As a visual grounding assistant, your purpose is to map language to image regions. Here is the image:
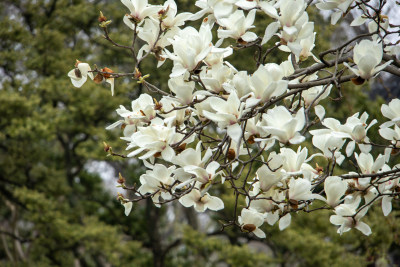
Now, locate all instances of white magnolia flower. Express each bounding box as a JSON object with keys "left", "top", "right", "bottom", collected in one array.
[
  {"left": 160, "top": 0, "right": 193, "bottom": 29},
  {"left": 194, "top": 0, "right": 238, "bottom": 21},
  {"left": 122, "top": 202, "right": 133, "bottom": 216},
  {"left": 138, "top": 164, "right": 175, "bottom": 206},
  {"left": 238, "top": 208, "right": 266, "bottom": 238},
  {"left": 323, "top": 176, "right": 348, "bottom": 207},
  {"left": 288, "top": 177, "right": 324, "bottom": 202},
  {"left": 256, "top": 154, "right": 286, "bottom": 192},
  {"left": 223, "top": 71, "right": 251, "bottom": 98},
  {"left": 344, "top": 40, "right": 392, "bottom": 80},
  {"left": 179, "top": 189, "right": 224, "bottom": 212},
  {"left": 68, "top": 61, "right": 94, "bottom": 88},
  {"left": 203, "top": 91, "right": 245, "bottom": 143},
  {"left": 165, "top": 24, "right": 213, "bottom": 77},
  {"left": 217, "top": 9, "right": 257, "bottom": 42},
  {"left": 380, "top": 99, "right": 400, "bottom": 128},
  {"left": 301, "top": 75, "right": 332, "bottom": 107},
  {"left": 260, "top": 106, "right": 306, "bottom": 144},
  {"left": 246, "top": 63, "right": 288, "bottom": 107},
  {"left": 123, "top": 118, "right": 187, "bottom": 161},
  {"left": 330, "top": 196, "right": 371, "bottom": 235},
  {"left": 278, "top": 0, "right": 306, "bottom": 28},
  {"left": 316, "top": 0, "right": 355, "bottom": 25},
  {"left": 200, "top": 63, "right": 235, "bottom": 93},
  {"left": 310, "top": 133, "right": 345, "bottom": 164},
  {"left": 121, "top": 0, "right": 161, "bottom": 28},
  {"left": 379, "top": 125, "right": 400, "bottom": 148},
  {"left": 137, "top": 19, "right": 177, "bottom": 61},
  {"left": 167, "top": 77, "right": 196, "bottom": 105},
  {"left": 106, "top": 94, "right": 156, "bottom": 136},
  {"left": 355, "top": 153, "right": 385, "bottom": 175}
]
